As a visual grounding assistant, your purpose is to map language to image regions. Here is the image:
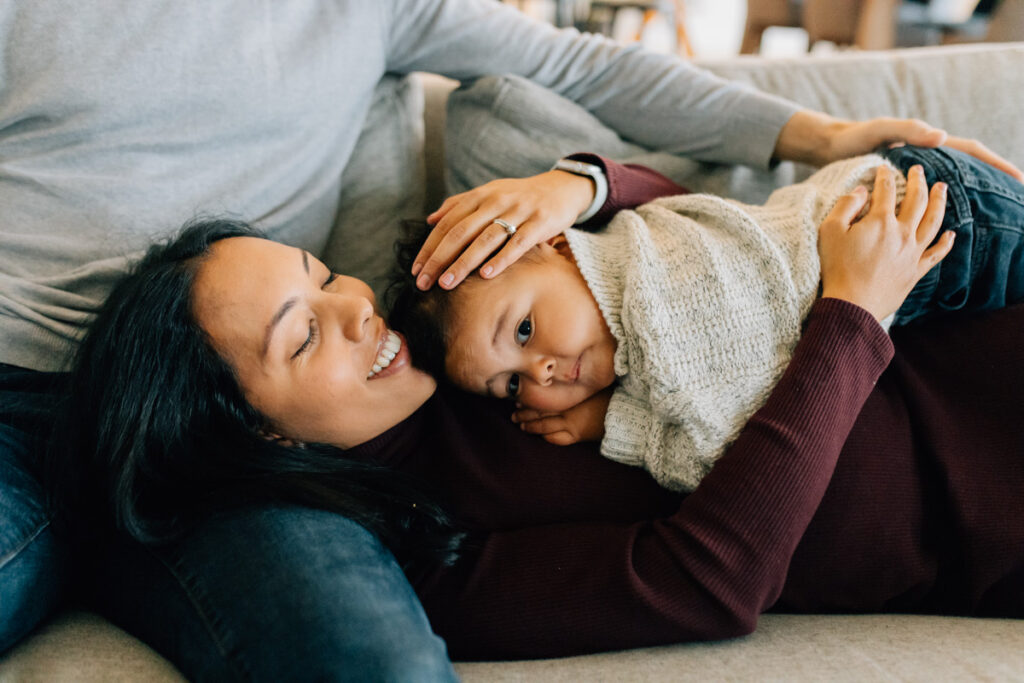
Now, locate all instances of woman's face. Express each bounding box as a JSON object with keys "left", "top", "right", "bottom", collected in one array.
[{"left": 192, "top": 237, "right": 436, "bottom": 448}]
